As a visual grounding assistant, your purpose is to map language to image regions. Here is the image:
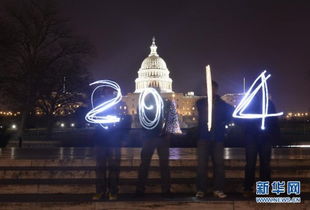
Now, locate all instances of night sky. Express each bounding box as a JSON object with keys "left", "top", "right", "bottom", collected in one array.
[{"left": 59, "top": 0, "right": 310, "bottom": 112}]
